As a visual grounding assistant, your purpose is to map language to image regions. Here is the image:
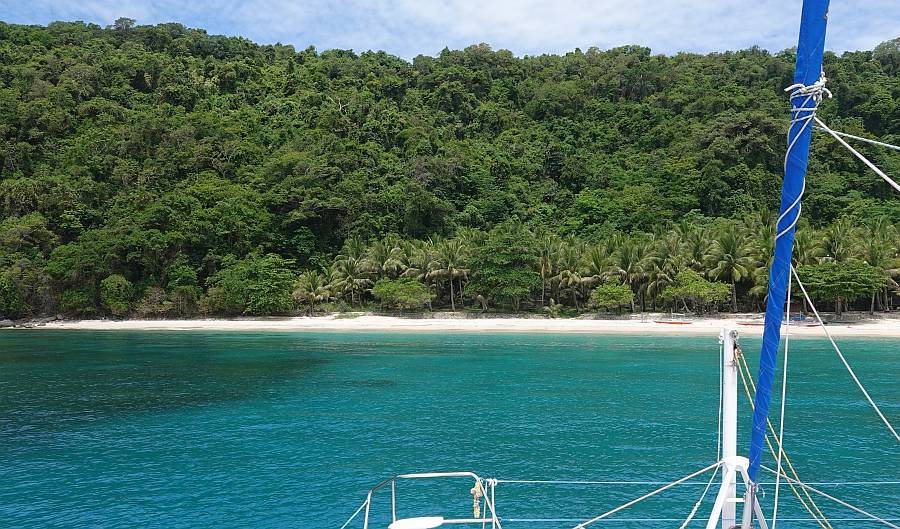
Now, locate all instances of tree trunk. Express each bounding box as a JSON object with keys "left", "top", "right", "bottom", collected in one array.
[
  {"left": 449, "top": 276, "right": 455, "bottom": 311},
  {"left": 731, "top": 280, "right": 737, "bottom": 313},
  {"left": 630, "top": 283, "right": 635, "bottom": 312},
  {"left": 870, "top": 291, "right": 876, "bottom": 316}
]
